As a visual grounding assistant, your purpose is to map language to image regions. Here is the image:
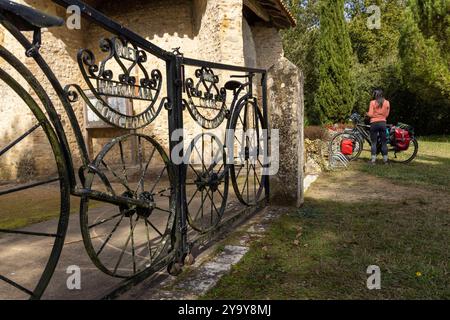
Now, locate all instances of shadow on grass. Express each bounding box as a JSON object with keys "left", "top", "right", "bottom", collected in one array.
[{"left": 202, "top": 197, "right": 450, "bottom": 300}]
